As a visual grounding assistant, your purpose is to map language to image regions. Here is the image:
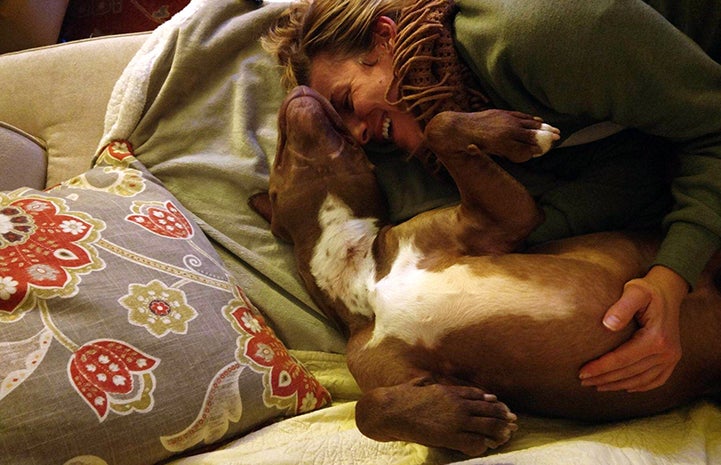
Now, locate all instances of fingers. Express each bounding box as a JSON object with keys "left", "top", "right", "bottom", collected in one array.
[
  {"left": 580, "top": 340, "right": 674, "bottom": 392},
  {"left": 579, "top": 278, "right": 682, "bottom": 392},
  {"left": 584, "top": 362, "right": 673, "bottom": 392},
  {"left": 581, "top": 359, "right": 679, "bottom": 393},
  {"left": 602, "top": 282, "right": 651, "bottom": 331},
  {"left": 581, "top": 357, "right": 676, "bottom": 392}
]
